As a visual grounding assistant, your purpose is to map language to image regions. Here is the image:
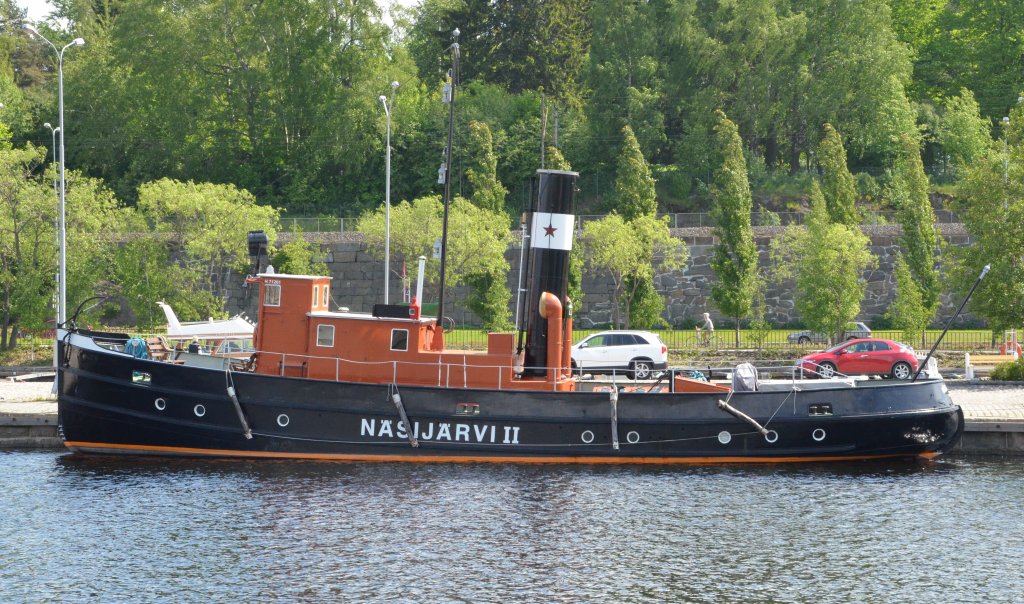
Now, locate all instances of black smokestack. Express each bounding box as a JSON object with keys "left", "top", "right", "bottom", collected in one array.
[{"left": 522, "top": 169, "right": 578, "bottom": 376}]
